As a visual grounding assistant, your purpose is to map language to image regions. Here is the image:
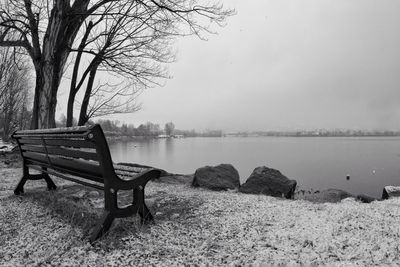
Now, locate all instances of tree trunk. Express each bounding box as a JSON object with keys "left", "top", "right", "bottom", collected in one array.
[
  {"left": 66, "top": 92, "right": 75, "bottom": 127},
  {"left": 78, "top": 63, "right": 99, "bottom": 126},
  {"left": 30, "top": 61, "right": 60, "bottom": 129},
  {"left": 30, "top": 70, "right": 41, "bottom": 129},
  {"left": 29, "top": 0, "right": 90, "bottom": 129}
]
